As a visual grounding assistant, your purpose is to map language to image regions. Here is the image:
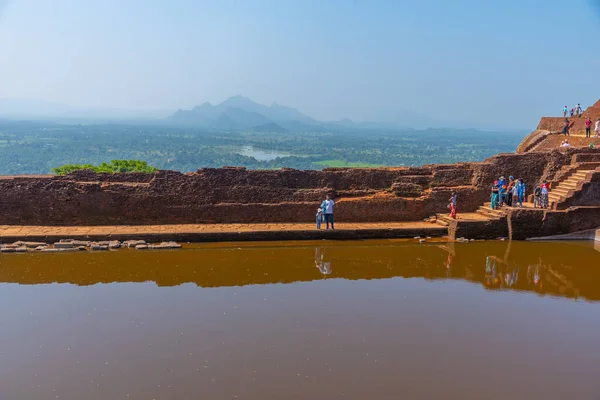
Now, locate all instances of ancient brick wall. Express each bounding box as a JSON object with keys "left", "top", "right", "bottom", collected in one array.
[{"left": 0, "top": 149, "right": 595, "bottom": 226}]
